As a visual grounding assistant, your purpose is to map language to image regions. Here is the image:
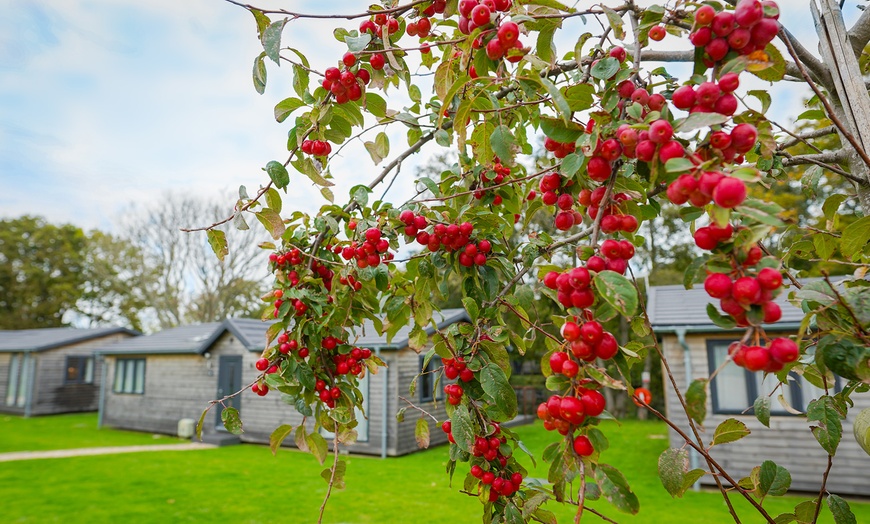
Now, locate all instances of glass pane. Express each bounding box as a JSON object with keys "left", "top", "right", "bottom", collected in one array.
[
  {"left": 711, "top": 345, "right": 749, "bottom": 411},
  {"left": 17, "top": 354, "right": 32, "bottom": 408},
  {"left": 124, "top": 360, "right": 135, "bottom": 393},
  {"left": 6, "top": 354, "right": 20, "bottom": 406},
  {"left": 114, "top": 361, "right": 124, "bottom": 392},
  {"left": 798, "top": 375, "right": 827, "bottom": 412},
  {"left": 755, "top": 373, "right": 792, "bottom": 413},
  {"left": 134, "top": 360, "right": 145, "bottom": 394},
  {"left": 84, "top": 358, "right": 94, "bottom": 384},
  {"left": 67, "top": 358, "right": 79, "bottom": 382}
]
